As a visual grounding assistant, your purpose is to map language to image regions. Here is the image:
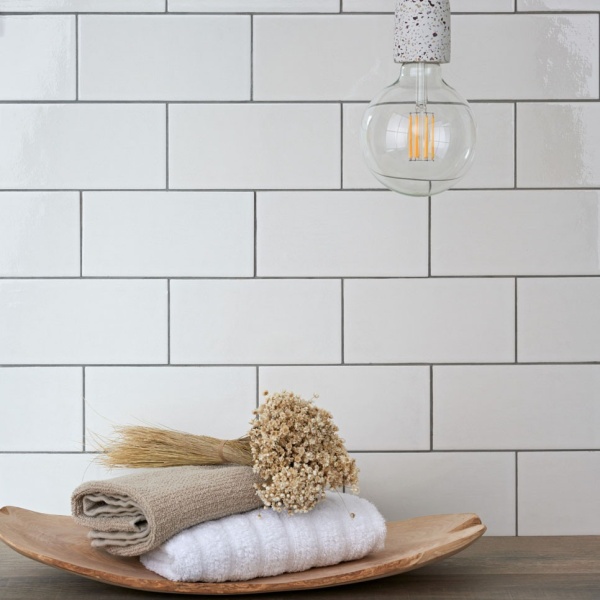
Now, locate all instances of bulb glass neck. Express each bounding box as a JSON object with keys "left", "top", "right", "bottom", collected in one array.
[{"left": 398, "top": 63, "right": 443, "bottom": 83}]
